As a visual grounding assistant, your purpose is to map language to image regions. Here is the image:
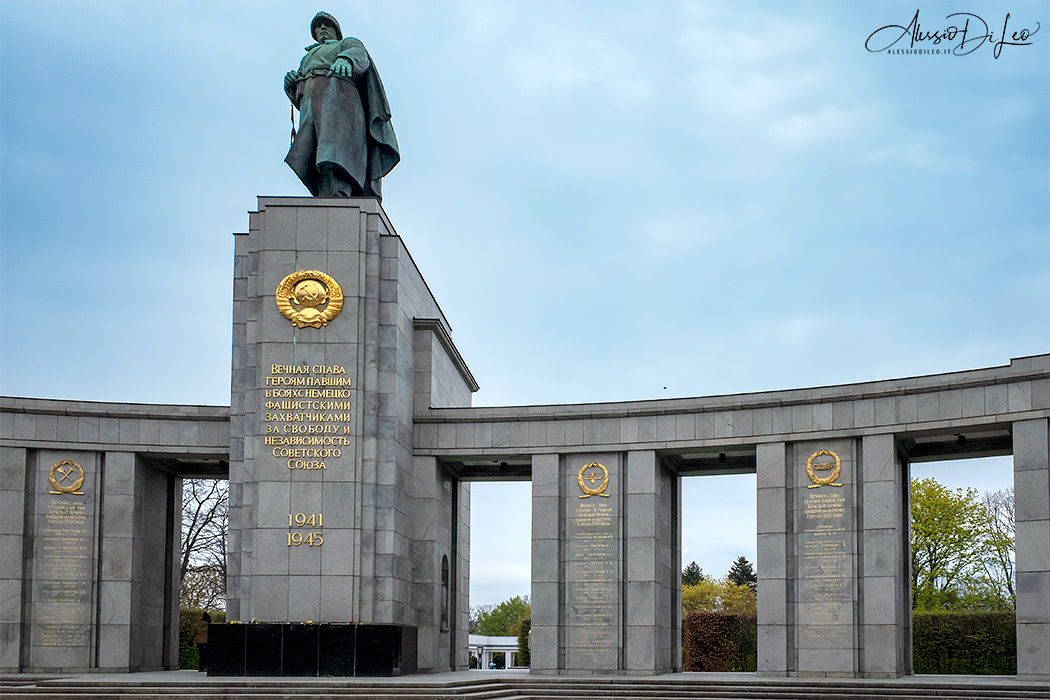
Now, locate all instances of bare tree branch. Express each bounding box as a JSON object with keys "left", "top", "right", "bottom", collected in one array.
[
  {"left": 180, "top": 479, "right": 228, "bottom": 609},
  {"left": 981, "top": 488, "right": 1015, "bottom": 603}
]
